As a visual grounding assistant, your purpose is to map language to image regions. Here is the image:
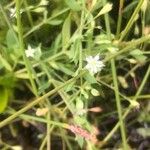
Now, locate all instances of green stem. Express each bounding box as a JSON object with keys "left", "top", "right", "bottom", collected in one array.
[
  {"left": 119, "top": 0, "right": 144, "bottom": 41},
  {"left": 7, "top": 109, "right": 68, "bottom": 128},
  {"left": 100, "top": 65, "right": 150, "bottom": 148},
  {"left": 102, "top": 0, "right": 127, "bottom": 149},
  {"left": 24, "top": 8, "right": 69, "bottom": 38},
  {"left": 111, "top": 60, "right": 127, "bottom": 149},
  {"left": 16, "top": 0, "right": 38, "bottom": 96},
  {"left": 104, "top": 35, "right": 150, "bottom": 63},
  {"left": 116, "top": 0, "right": 124, "bottom": 38},
  {"left": 0, "top": 70, "right": 85, "bottom": 128},
  {"left": 23, "top": 0, "right": 37, "bottom": 41}
]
